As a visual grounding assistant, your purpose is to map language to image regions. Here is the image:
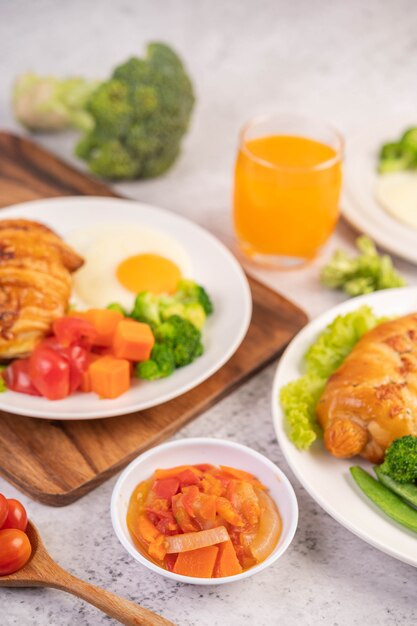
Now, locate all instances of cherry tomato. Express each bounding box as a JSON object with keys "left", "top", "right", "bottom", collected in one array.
[
  {"left": 29, "top": 345, "right": 70, "bottom": 400},
  {"left": 2, "top": 359, "right": 41, "bottom": 396},
  {"left": 2, "top": 499, "right": 28, "bottom": 531},
  {"left": 0, "top": 528, "right": 31, "bottom": 575},
  {"left": 0, "top": 494, "right": 8, "bottom": 528},
  {"left": 53, "top": 317, "right": 97, "bottom": 348}
]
